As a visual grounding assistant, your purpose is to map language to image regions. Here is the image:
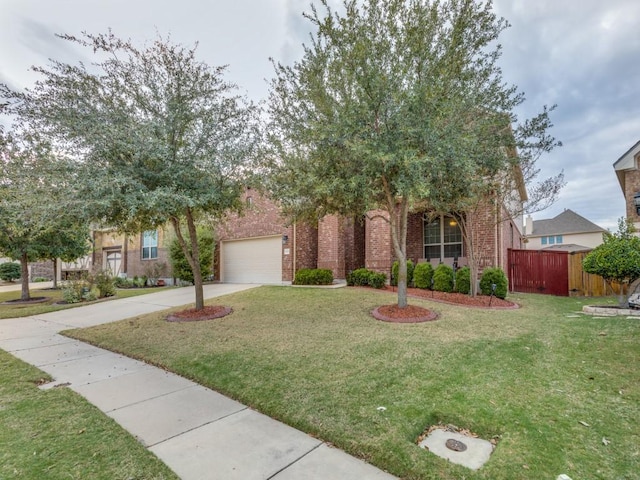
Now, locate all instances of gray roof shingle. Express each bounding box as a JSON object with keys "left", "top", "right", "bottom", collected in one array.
[{"left": 531, "top": 209, "right": 606, "bottom": 237}]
